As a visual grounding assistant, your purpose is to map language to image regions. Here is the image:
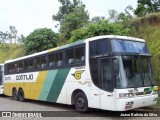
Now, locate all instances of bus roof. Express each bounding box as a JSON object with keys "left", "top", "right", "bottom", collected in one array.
[
  {"left": 5, "top": 35, "right": 145, "bottom": 63},
  {"left": 87, "top": 35, "right": 145, "bottom": 42}
]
